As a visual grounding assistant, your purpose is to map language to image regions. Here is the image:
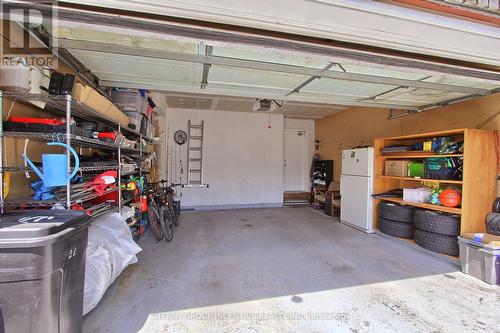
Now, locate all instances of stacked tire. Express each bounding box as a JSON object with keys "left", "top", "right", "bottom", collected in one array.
[
  {"left": 378, "top": 202, "right": 415, "bottom": 239},
  {"left": 413, "top": 210, "right": 460, "bottom": 256}
]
